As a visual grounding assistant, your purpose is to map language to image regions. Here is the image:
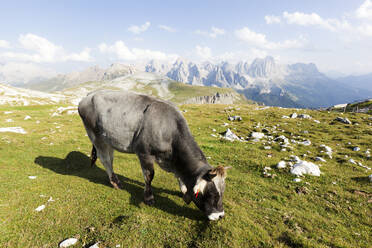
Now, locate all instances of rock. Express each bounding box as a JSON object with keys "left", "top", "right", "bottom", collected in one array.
[
  {"left": 290, "top": 155, "right": 301, "bottom": 163},
  {"left": 353, "top": 147, "right": 360, "bottom": 152},
  {"left": 313, "top": 120, "right": 320, "bottom": 124},
  {"left": 357, "top": 162, "right": 371, "bottom": 170},
  {"left": 59, "top": 238, "right": 78, "bottom": 247},
  {"left": 290, "top": 113, "right": 298, "bottom": 118},
  {"left": 274, "top": 135, "right": 289, "bottom": 144},
  {"left": 277, "top": 161, "right": 286, "bottom": 169},
  {"left": 298, "top": 114, "right": 311, "bottom": 119},
  {"left": 264, "top": 146, "right": 271, "bottom": 150},
  {"left": 315, "top": 157, "right": 326, "bottom": 162},
  {"left": 320, "top": 145, "right": 332, "bottom": 158},
  {"left": 35, "top": 205, "right": 45, "bottom": 212},
  {"left": 348, "top": 158, "right": 356, "bottom": 164},
  {"left": 221, "top": 128, "right": 241, "bottom": 141},
  {"left": 24, "top": 115, "right": 31, "bottom": 120},
  {"left": 290, "top": 161, "right": 321, "bottom": 176},
  {"left": 251, "top": 132, "right": 265, "bottom": 139},
  {"left": 369, "top": 174, "right": 372, "bottom": 182},
  {"left": 282, "top": 115, "right": 289, "bottom": 119},
  {"left": 300, "top": 140, "right": 311, "bottom": 146},
  {"left": 335, "top": 117, "right": 351, "bottom": 124},
  {"left": 293, "top": 178, "right": 302, "bottom": 182},
  {"left": 28, "top": 176, "right": 37, "bottom": 179},
  {"left": 228, "top": 115, "right": 242, "bottom": 121}
]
